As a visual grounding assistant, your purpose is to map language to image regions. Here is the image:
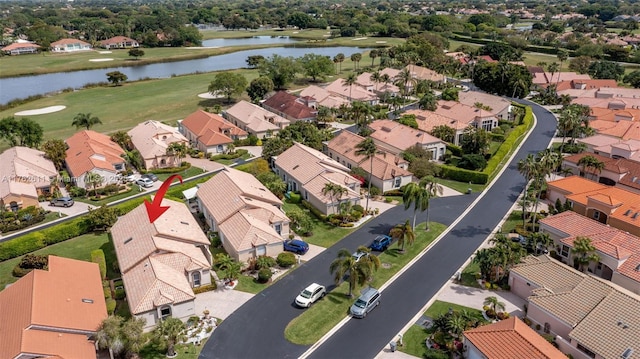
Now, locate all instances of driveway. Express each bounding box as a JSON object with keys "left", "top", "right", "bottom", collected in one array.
[
  {"left": 436, "top": 283, "right": 527, "bottom": 318},
  {"left": 195, "top": 289, "right": 254, "bottom": 321}
]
